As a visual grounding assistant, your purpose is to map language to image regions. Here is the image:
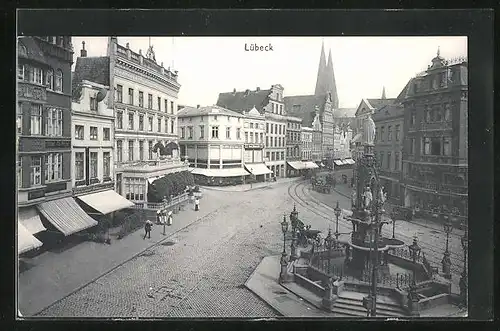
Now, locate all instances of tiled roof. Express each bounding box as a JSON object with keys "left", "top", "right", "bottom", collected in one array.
[
  {"left": 334, "top": 108, "right": 357, "bottom": 118},
  {"left": 216, "top": 89, "right": 271, "bottom": 113},
  {"left": 366, "top": 98, "right": 396, "bottom": 110},
  {"left": 72, "top": 56, "right": 110, "bottom": 100},
  {"left": 178, "top": 105, "right": 245, "bottom": 118},
  {"left": 18, "top": 37, "right": 48, "bottom": 65},
  {"left": 372, "top": 103, "right": 404, "bottom": 121},
  {"left": 283, "top": 95, "right": 326, "bottom": 127},
  {"left": 395, "top": 78, "right": 414, "bottom": 102}
]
